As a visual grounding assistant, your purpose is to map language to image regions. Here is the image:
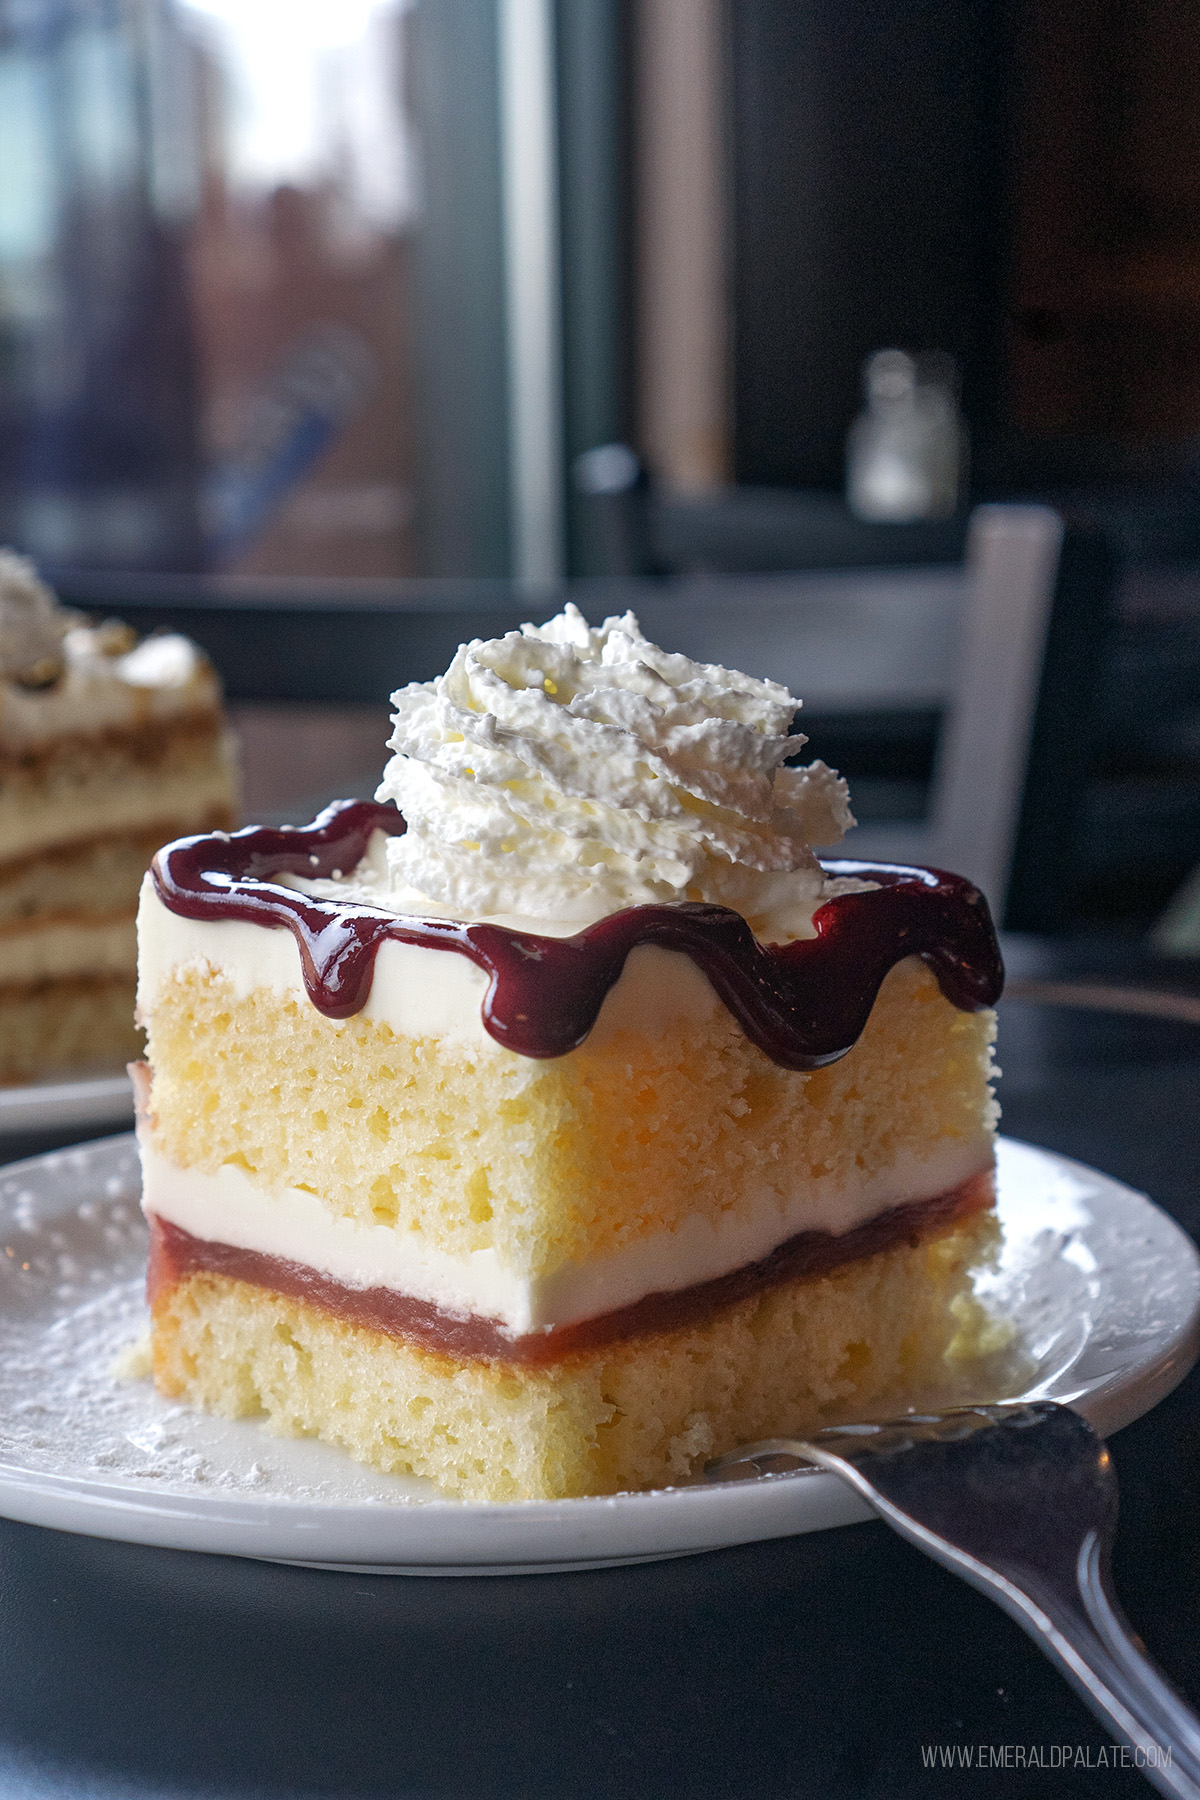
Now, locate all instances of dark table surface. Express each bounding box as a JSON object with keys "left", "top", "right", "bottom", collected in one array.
[{"left": 4, "top": 938, "right": 1200, "bottom": 1799}]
